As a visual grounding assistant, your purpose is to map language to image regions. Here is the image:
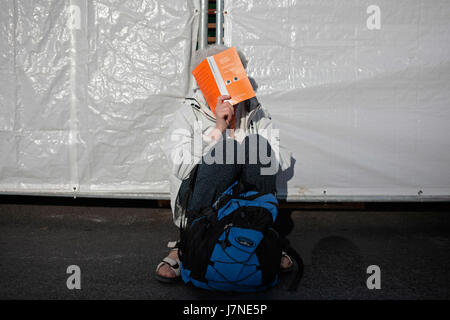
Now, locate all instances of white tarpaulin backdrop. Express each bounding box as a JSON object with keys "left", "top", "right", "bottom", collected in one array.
[
  {"left": 224, "top": 0, "right": 450, "bottom": 200},
  {"left": 0, "top": 0, "right": 198, "bottom": 198},
  {"left": 1, "top": 0, "right": 450, "bottom": 201}
]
